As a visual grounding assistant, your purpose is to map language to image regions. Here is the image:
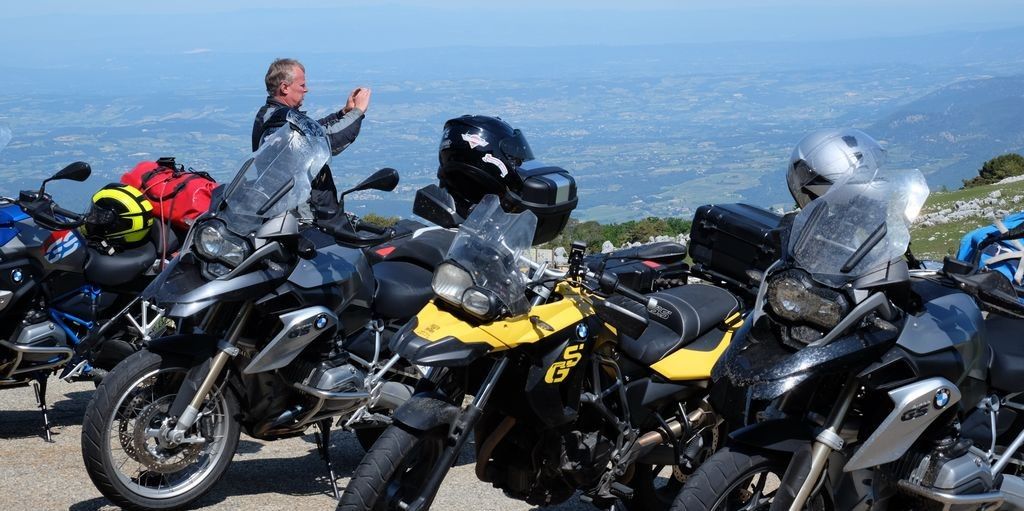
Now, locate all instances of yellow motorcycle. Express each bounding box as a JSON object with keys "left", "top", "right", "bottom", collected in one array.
[{"left": 339, "top": 195, "right": 744, "bottom": 511}]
